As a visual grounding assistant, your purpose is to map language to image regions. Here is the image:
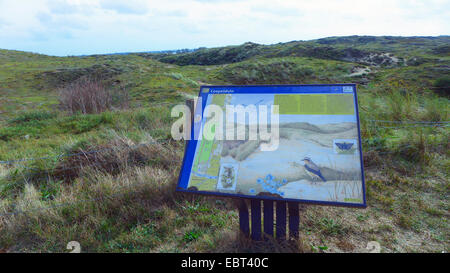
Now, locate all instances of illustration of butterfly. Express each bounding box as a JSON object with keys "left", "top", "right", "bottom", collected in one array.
[{"left": 335, "top": 142, "right": 354, "bottom": 150}]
